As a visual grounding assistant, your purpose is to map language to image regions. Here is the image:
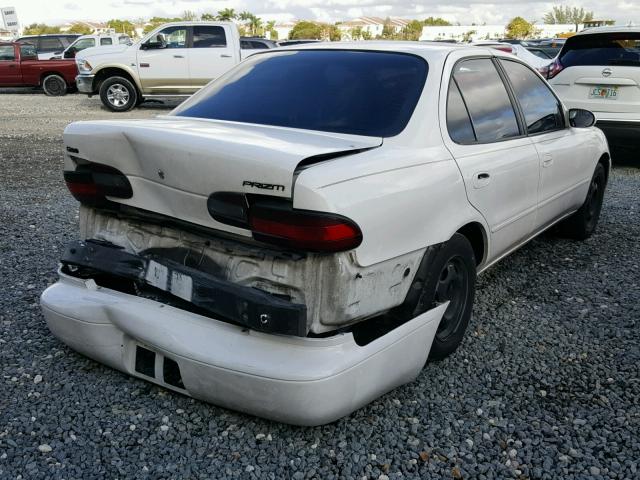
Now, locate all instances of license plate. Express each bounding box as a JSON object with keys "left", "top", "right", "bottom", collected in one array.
[{"left": 588, "top": 86, "right": 618, "bottom": 100}]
